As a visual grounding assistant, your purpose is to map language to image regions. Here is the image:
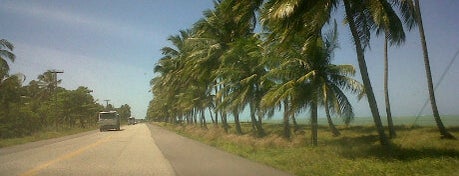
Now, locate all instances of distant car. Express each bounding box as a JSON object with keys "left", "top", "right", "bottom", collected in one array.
[
  {"left": 128, "top": 117, "right": 136, "bottom": 125},
  {"left": 98, "top": 111, "right": 121, "bottom": 131}
]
